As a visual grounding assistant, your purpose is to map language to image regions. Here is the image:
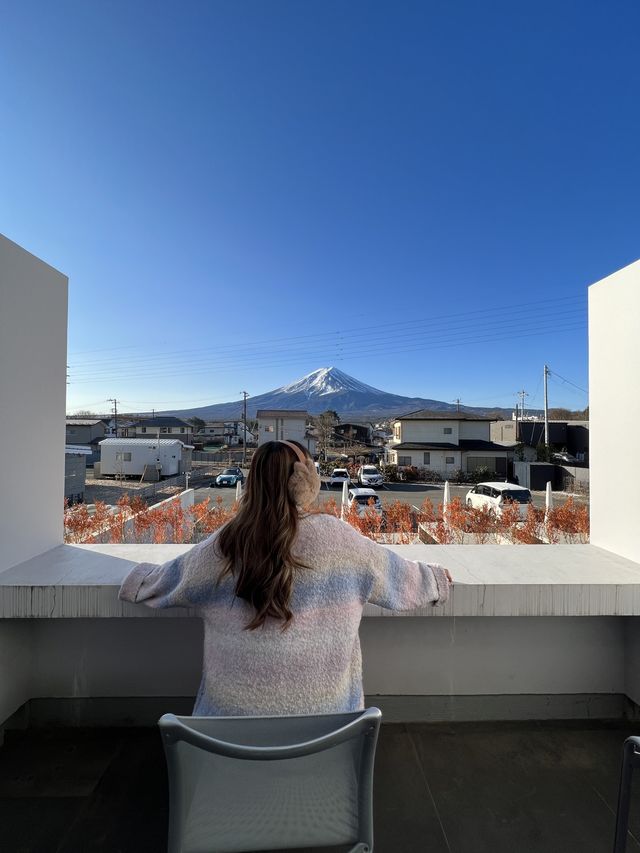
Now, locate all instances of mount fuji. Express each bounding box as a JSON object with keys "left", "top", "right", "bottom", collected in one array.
[{"left": 162, "top": 367, "right": 510, "bottom": 421}]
